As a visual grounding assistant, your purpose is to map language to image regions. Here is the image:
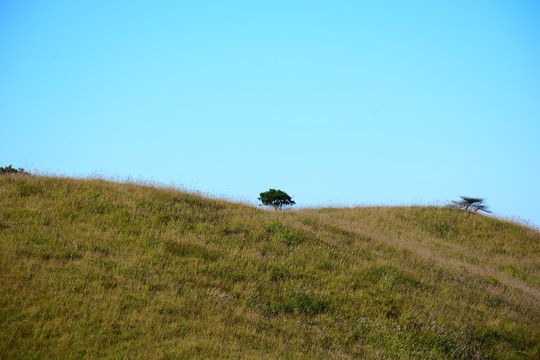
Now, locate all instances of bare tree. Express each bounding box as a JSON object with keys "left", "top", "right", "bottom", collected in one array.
[{"left": 451, "top": 196, "right": 491, "bottom": 213}]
